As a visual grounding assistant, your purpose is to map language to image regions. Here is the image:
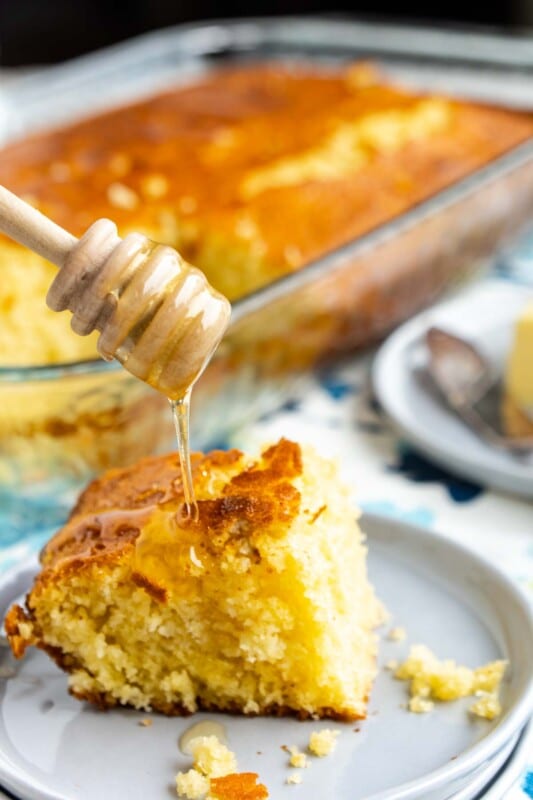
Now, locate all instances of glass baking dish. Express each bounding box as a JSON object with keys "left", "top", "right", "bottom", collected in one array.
[{"left": 1, "top": 17, "right": 533, "bottom": 536}]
